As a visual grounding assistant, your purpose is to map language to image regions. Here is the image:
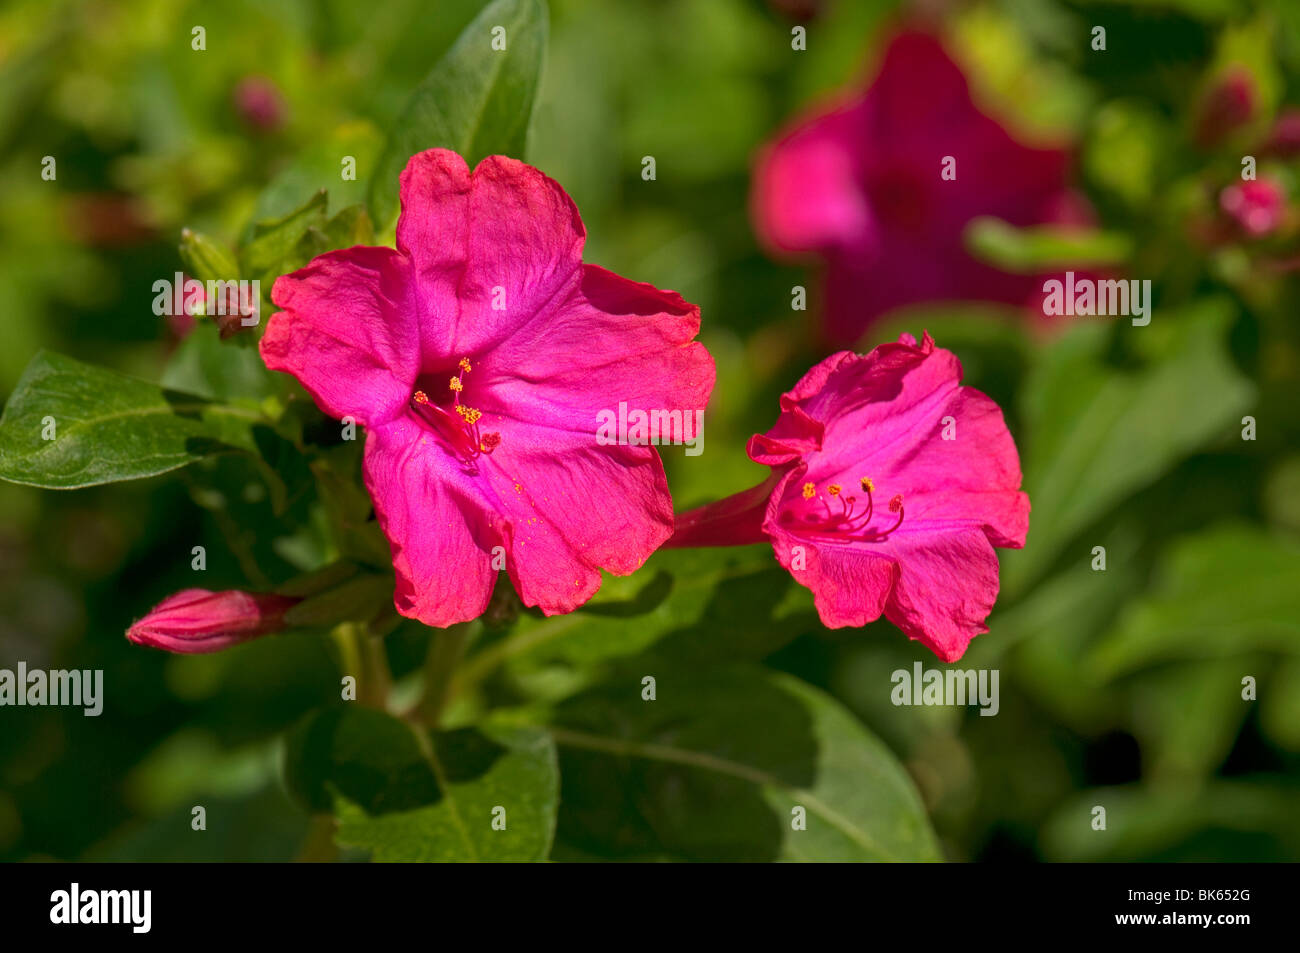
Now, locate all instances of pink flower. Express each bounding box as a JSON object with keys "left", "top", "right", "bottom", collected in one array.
[
  {"left": 1264, "top": 108, "right": 1300, "bottom": 157},
  {"left": 127, "top": 589, "right": 298, "bottom": 654},
  {"left": 262, "top": 149, "right": 714, "bottom": 627},
  {"left": 234, "top": 76, "right": 286, "bottom": 133},
  {"left": 668, "top": 332, "right": 1028, "bottom": 662},
  {"left": 1219, "top": 179, "right": 1286, "bottom": 238},
  {"left": 1193, "top": 67, "right": 1256, "bottom": 149},
  {"left": 752, "top": 31, "right": 1086, "bottom": 344}
]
